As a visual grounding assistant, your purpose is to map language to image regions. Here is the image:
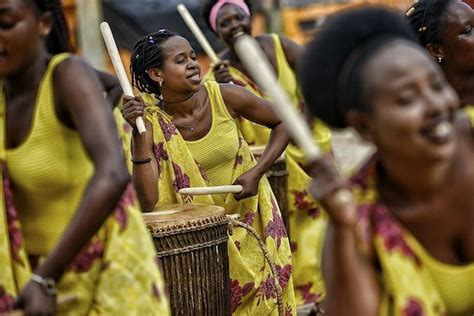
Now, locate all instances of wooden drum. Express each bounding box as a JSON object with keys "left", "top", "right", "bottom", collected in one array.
[
  {"left": 144, "top": 204, "right": 231, "bottom": 316},
  {"left": 250, "top": 146, "right": 289, "bottom": 236}
]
